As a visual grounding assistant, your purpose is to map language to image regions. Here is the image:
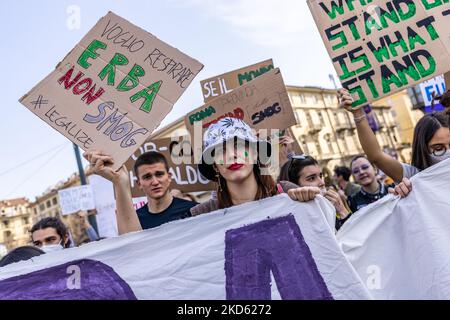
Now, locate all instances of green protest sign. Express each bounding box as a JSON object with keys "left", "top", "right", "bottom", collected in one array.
[{"left": 308, "top": 0, "right": 450, "bottom": 108}]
